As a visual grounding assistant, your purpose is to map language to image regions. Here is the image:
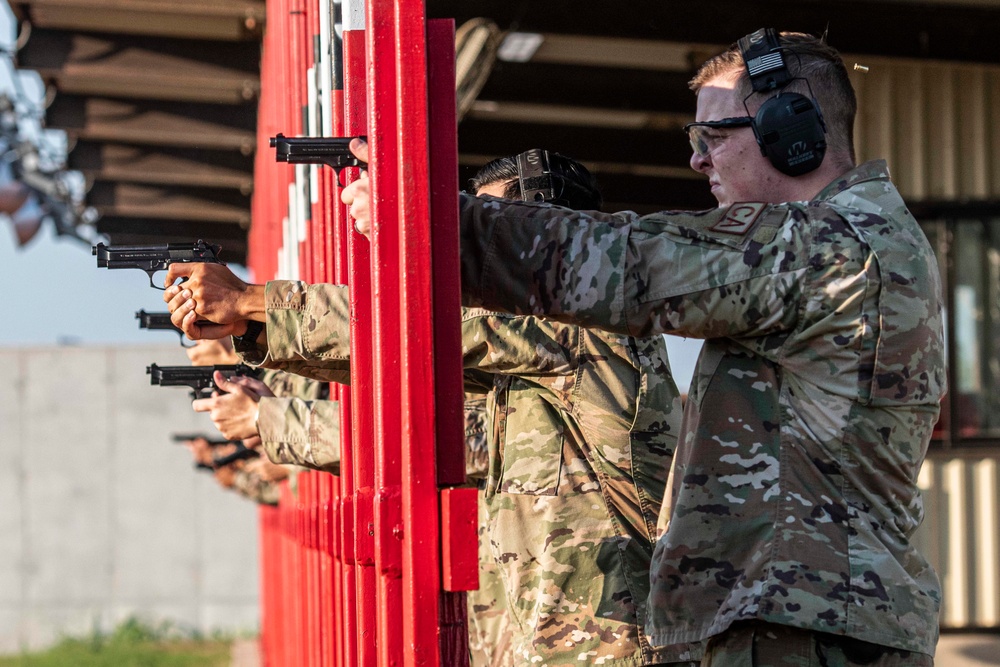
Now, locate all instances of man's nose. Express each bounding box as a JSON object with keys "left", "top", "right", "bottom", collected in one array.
[{"left": 690, "top": 150, "right": 711, "bottom": 174}]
